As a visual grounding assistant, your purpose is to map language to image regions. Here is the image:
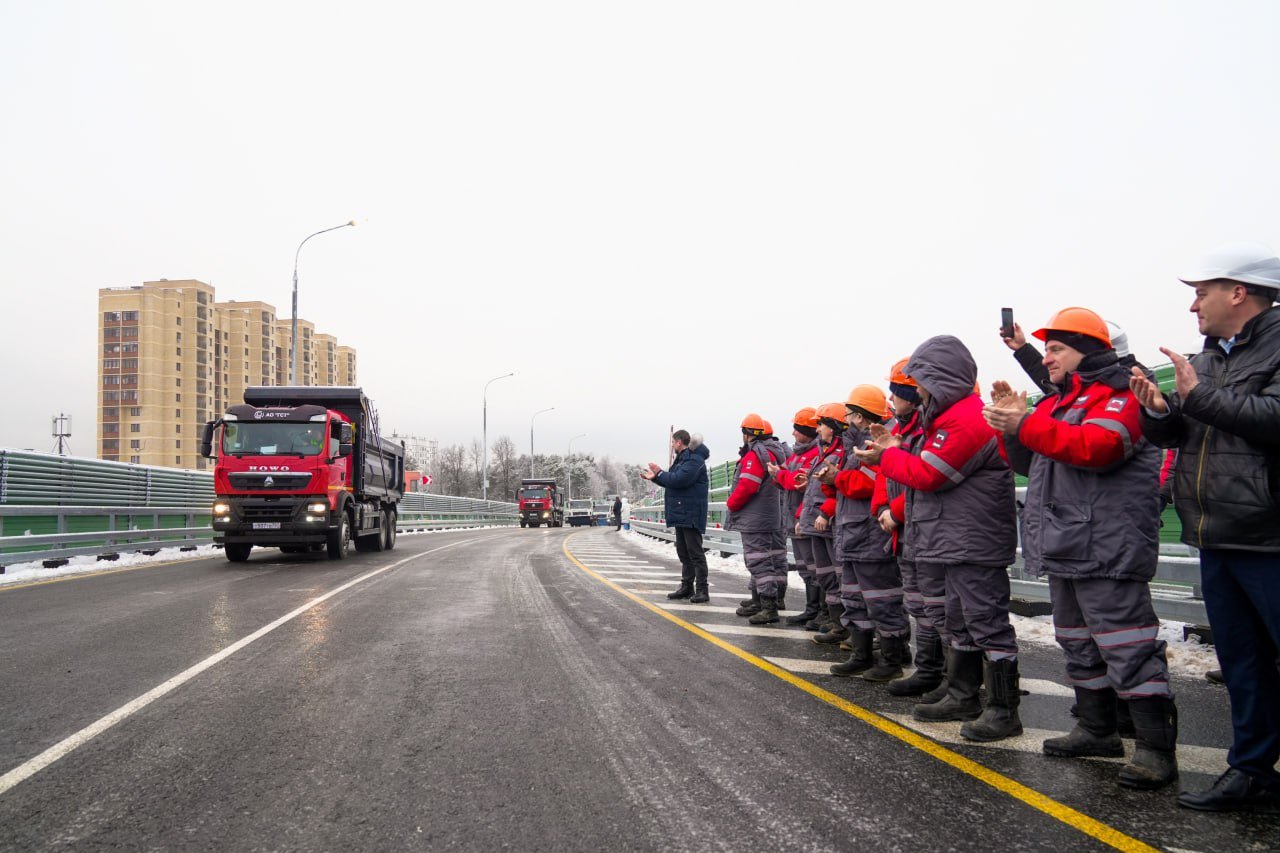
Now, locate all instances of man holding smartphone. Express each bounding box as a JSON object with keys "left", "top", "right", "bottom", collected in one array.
[{"left": 642, "top": 430, "right": 712, "bottom": 604}]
